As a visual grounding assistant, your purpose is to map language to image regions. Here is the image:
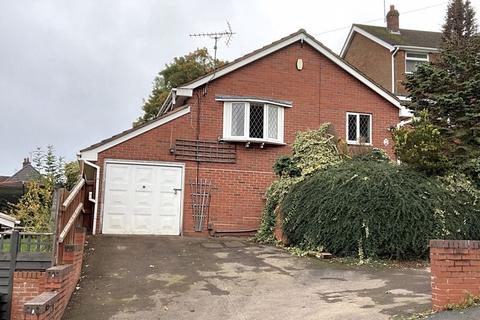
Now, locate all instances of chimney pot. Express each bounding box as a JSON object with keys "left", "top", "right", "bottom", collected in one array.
[
  {"left": 23, "top": 158, "right": 30, "bottom": 167},
  {"left": 386, "top": 4, "right": 400, "bottom": 33}
]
